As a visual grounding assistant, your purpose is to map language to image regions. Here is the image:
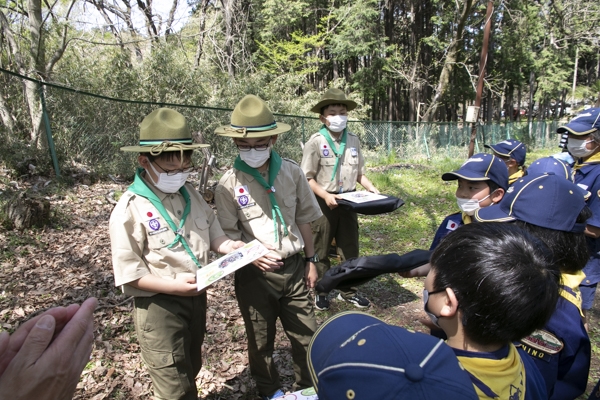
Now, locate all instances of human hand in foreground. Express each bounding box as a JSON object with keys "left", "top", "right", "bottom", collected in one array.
[{"left": 0, "top": 297, "right": 98, "bottom": 400}]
